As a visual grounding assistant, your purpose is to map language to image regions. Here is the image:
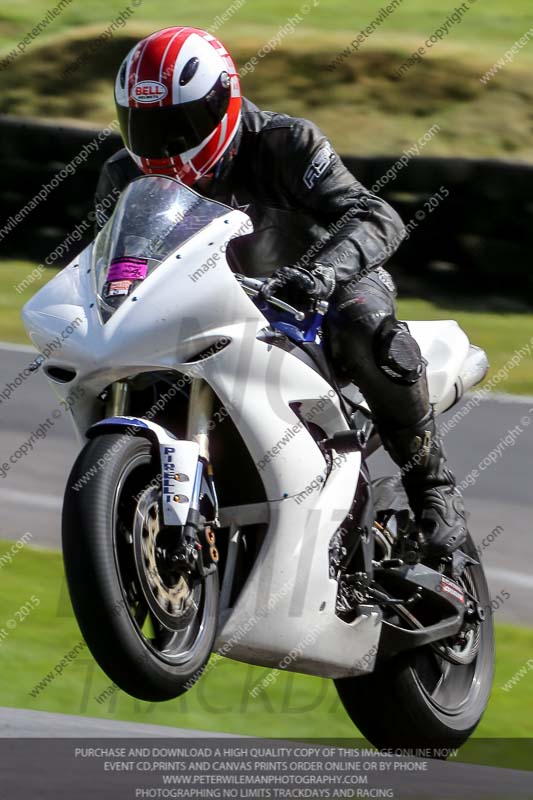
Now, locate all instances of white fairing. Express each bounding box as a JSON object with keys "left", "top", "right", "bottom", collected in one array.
[
  {"left": 22, "top": 178, "right": 486, "bottom": 679},
  {"left": 408, "top": 320, "right": 468, "bottom": 413},
  {"left": 356, "top": 321, "right": 488, "bottom": 416}
]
